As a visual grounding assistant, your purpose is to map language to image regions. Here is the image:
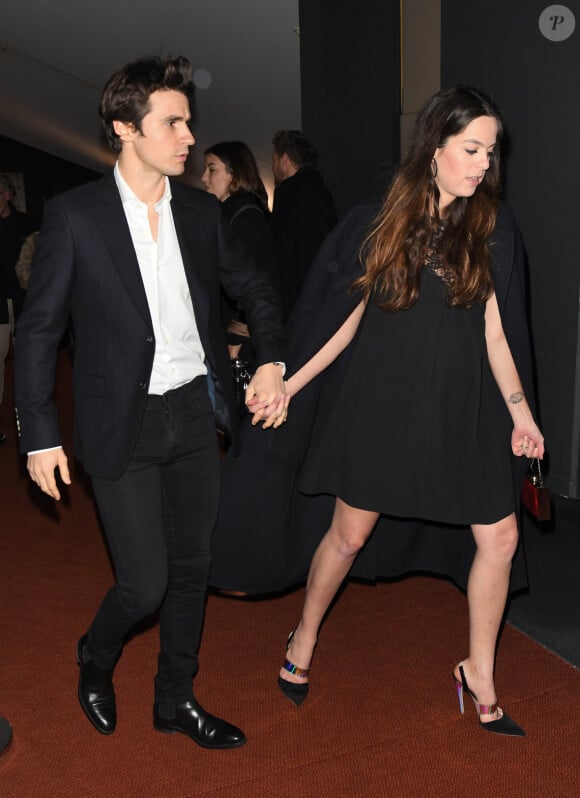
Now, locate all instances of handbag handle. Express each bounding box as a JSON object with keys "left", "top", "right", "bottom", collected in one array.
[{"left": 528, "top": 457, "right": 544, "bottom": 487}]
